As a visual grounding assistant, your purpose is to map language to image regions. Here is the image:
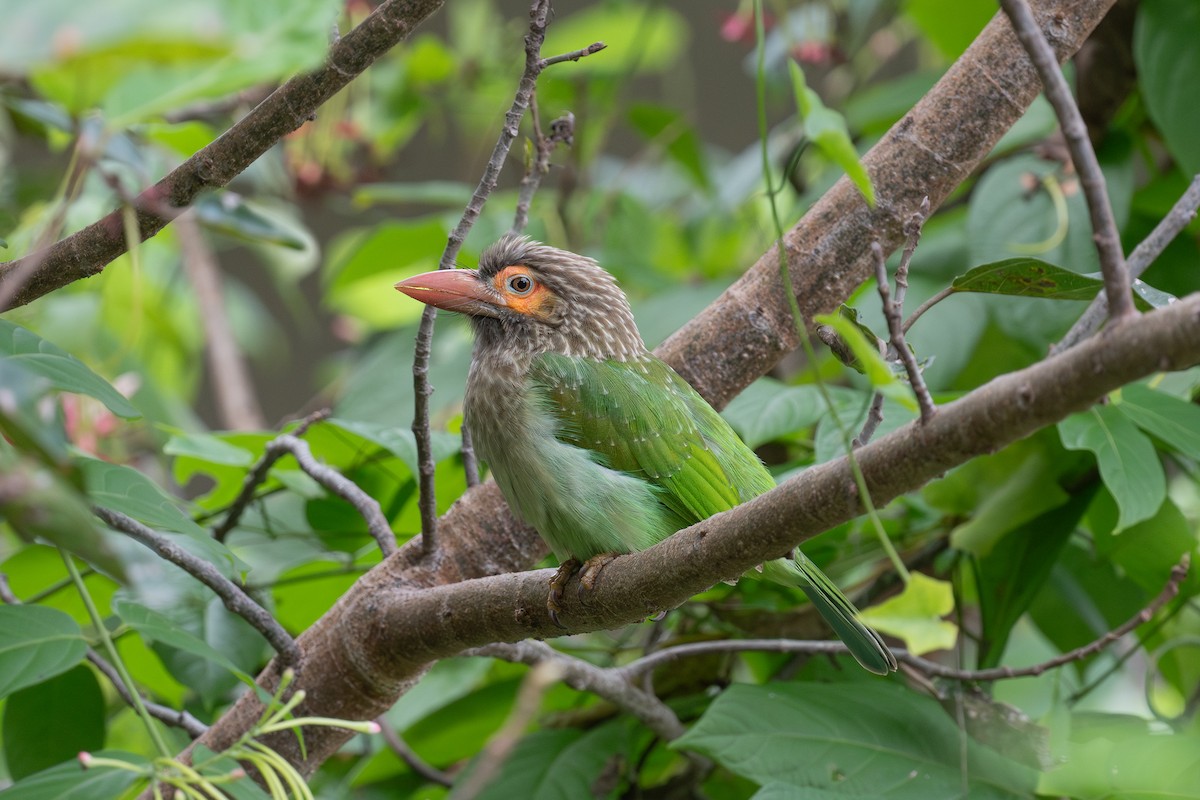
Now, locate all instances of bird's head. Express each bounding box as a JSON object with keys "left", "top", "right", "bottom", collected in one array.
[{"left": 395, "top": 235, "right": 645, "bottom": 361}]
